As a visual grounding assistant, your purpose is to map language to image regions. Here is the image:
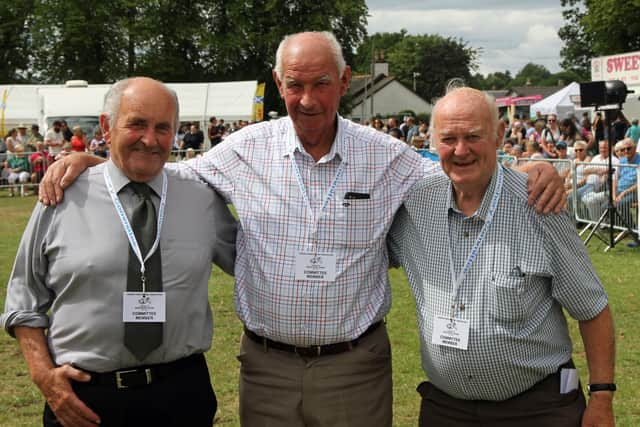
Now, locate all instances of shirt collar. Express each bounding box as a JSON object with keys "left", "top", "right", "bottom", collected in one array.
[
  {"left": 283, "top": 114, "right": 347, "bottom": 164},
  {"left": 448, "top": 166, "right": 500, "bottom": 221},
  {"left": 106, "top": 160, "right": 163, "bottom": 197}
]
